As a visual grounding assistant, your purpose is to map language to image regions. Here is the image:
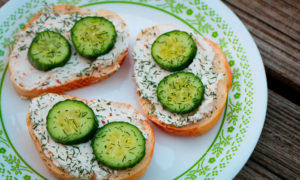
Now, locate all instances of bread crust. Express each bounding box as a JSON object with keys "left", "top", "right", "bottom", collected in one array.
[
  {"left": 135, "top": 26, "right": 232, "bottom": 136},
  {"left": 9, "top": 5, "right": 129, "bottom": 98},
  {"left": 27, "top": 94, "right": 155, "bottom": 180}
]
